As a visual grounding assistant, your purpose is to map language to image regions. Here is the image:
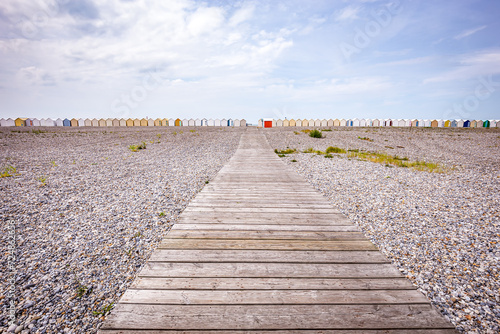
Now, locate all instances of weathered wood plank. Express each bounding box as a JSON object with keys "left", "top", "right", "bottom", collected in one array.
[
  {"left": 138, "top": 262, "right": 402, "bottom": 278},
  {"left": 120, "top": 289, "right": 429, "bottom": 305},
  {"left": 149, "top": 249, "right": 389, "bottom": 263},
  {"left": 130, "top": 277, "right": 415, "bottom": 290},
  {"left": 159, "top": 238, "right": 377, "bottom": 251},
  {"left": 101, "top": 304, "right": 455, "bottom": 330},
  {"left": 100, "top": 330, "right": 459, "bottom": 334},
  {"left": 171, "top": 224, "right": 360, "bottom": 232},
  {"left": 182, "top": 207, "right": 341, "bottom": 213},
  {"left": 167, "top": 230, "right": 366, "bottom": 240}
]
